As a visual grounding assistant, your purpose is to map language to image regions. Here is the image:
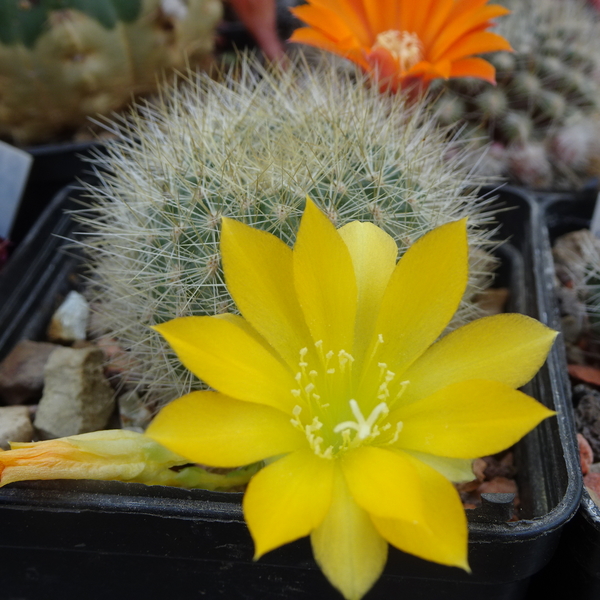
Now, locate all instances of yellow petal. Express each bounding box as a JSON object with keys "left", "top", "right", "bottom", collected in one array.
[
  {"left": 311, "top": 467, "right": 388, "bottom": 600},
  {"left": 293, "top": 198, "right": 357, "bottom": 352},
  {"left": 146, "top": 391, "right": 305, "bottom": 467},
  {"left": 341, "top": 446, "right": 423, "bottom": 522},
  {"left": 338, "top": 221, "right": 397, "bottom": 361},
  {"left": 393, "top": 380, "right": 556, "bottom": 458},
  {"left": 369, "top": 219, "right": 468, "bottom": 377},
  {"left": 220, "top": 217, "right": 312, "bottom": 369},
  {"left": 403, "top": 450, "right": 474, "bottom": 483},
  {"left": 153, "top": 315, "right": 298, "bottom": 412},
  {"left": 244, "top": 448, "right": 335, "bottom": 558},
  {"left": 400, "top": 314, "right": 558, "bottom": 407},
  {"left": 371, "top": 452, "right": 469, "bottom": 570}
]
